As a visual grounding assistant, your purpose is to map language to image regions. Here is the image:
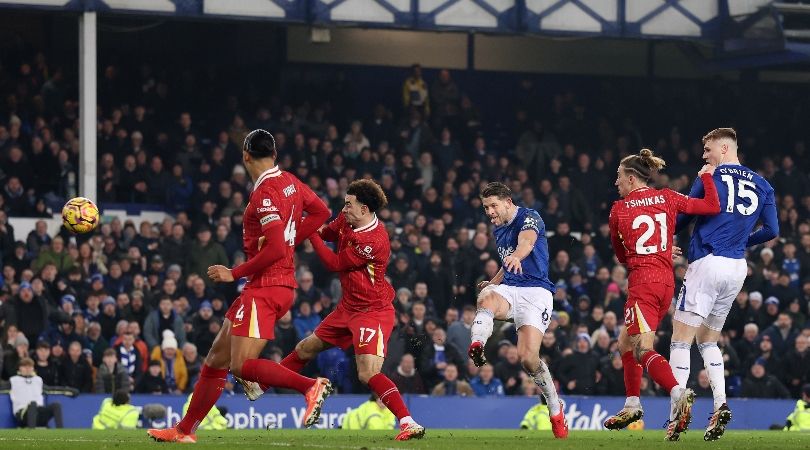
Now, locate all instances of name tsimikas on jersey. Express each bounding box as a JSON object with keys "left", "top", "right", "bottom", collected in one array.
[{"left": 624, "top": 194, "right": 668, "bottom": 209}]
